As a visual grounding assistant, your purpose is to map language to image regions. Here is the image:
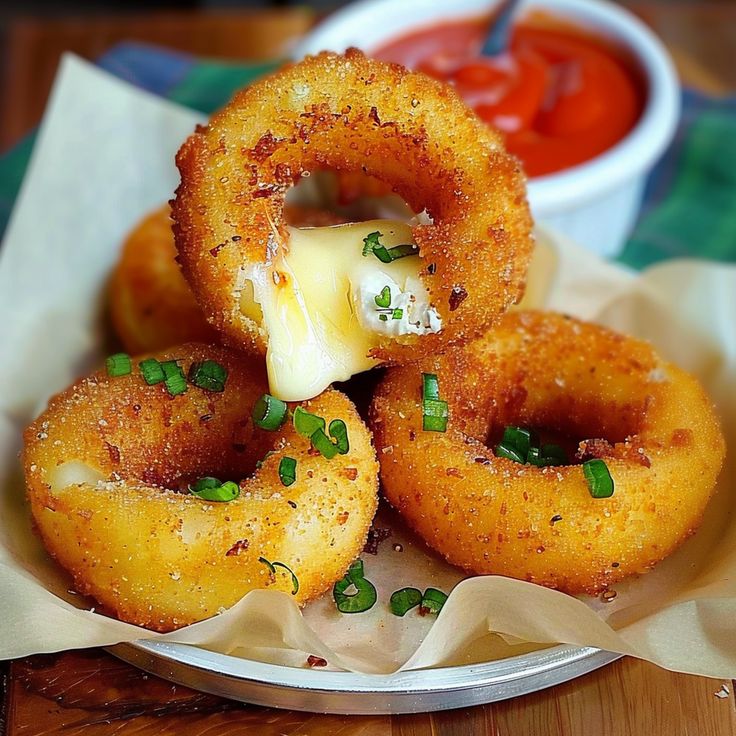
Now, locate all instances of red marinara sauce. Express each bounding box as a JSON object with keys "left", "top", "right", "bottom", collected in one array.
[{"left": 373, "top": 15, "right": 644, "bottom": 177}]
